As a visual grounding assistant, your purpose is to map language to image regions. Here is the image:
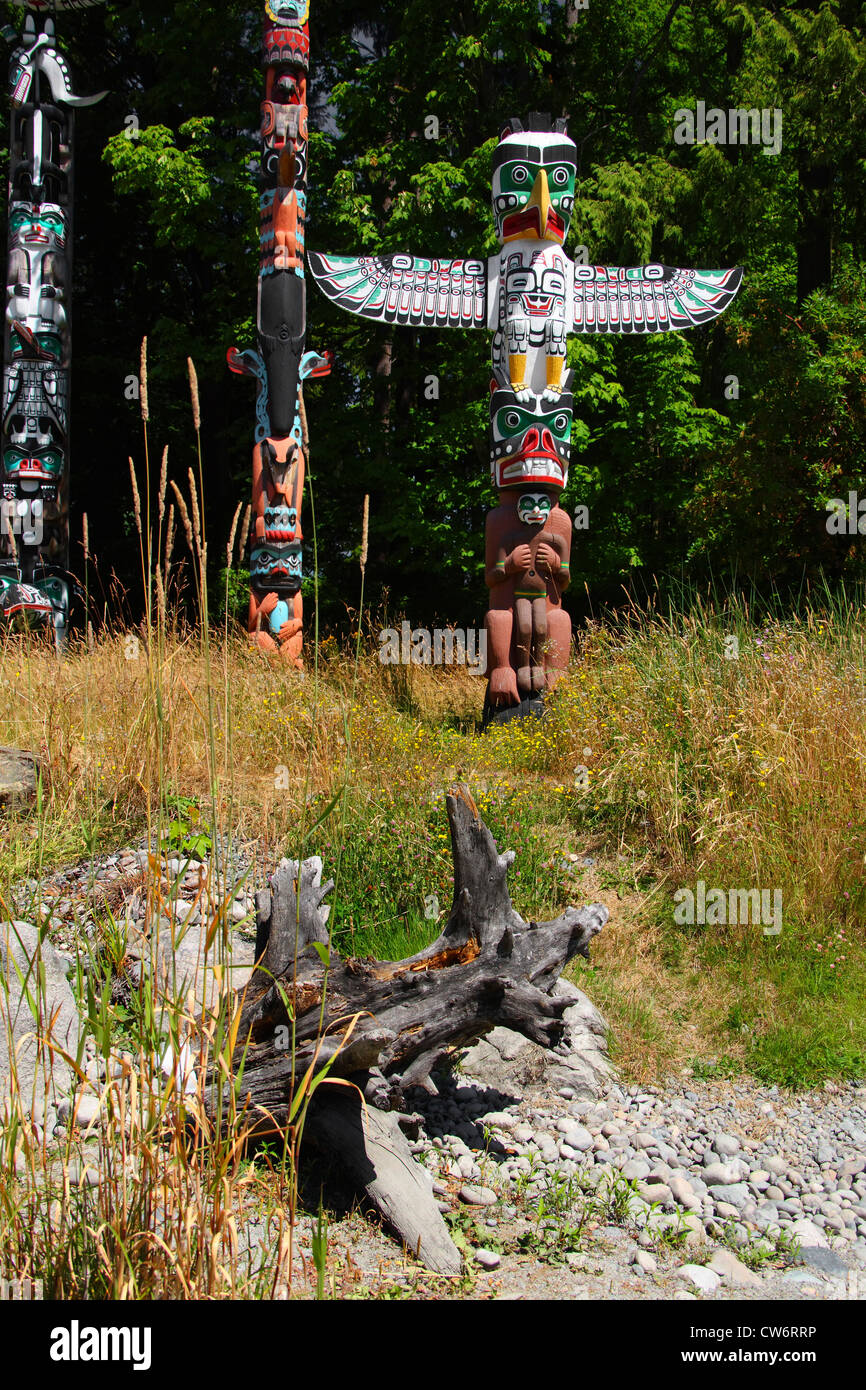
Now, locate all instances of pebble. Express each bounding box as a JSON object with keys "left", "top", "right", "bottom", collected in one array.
[
  {"left": 708, "top": 1248, "right": 762, "bottom": 1287},
  {"left": 563, "top": 1126, "right": 593, "bottom": 1152},
  {"left": 458, "top": 1185, "right": 497, "bottom": 1207},
  {"left": 475, "top": 1249, "right": 501, "bottom": 1269},
  {"left": 703, "top": 1161, "right": 739, "bottom": 1185},
  {"left": 668, "top": 1175, "right": 700, "bottom": 1210},
  {"left": 678, "top": 1264, "right": 721, "bottom": 1294},
  {"left": 708, "top": 1182, "right": 750, "bottom": 1209}
]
